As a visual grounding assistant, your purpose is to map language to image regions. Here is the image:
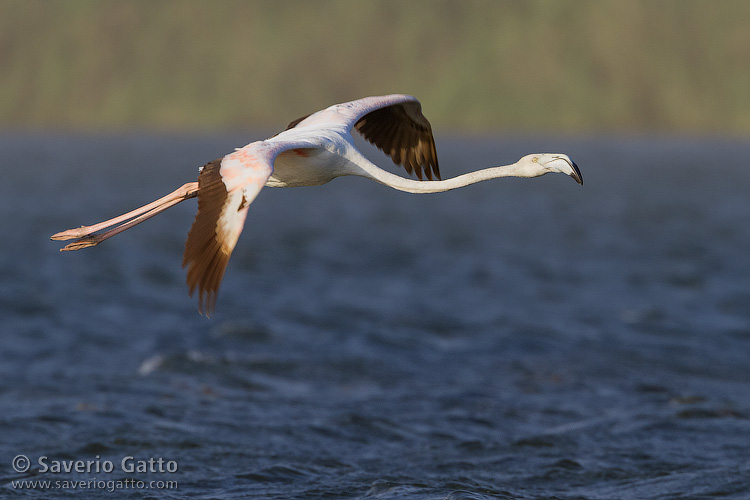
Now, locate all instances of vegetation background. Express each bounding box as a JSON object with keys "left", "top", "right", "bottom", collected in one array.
[{"left": 2, "top": 0, "right": 749, "bottom": 134}]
